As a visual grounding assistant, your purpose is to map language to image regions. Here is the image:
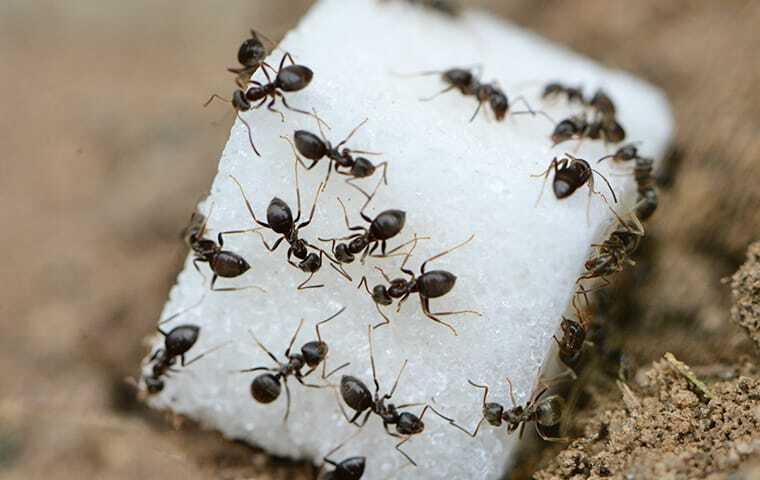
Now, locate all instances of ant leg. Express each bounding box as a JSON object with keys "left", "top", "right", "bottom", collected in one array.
[
  {"left": 394, "top": 437, "right": 417, "bottom": 467},
  {"left": 182, "top": 341, "right": 232, "bottom": 367},
  {"left": 374, "top": 266, "right": 392, "bottom": 283},
  {"left": 399, "top": 236, "right": 422, "bottom": 277},
  {"left": 237, "top": 366, "right": 270, "bottom": 373},
  {"left": 247, "top": 329, "right": 281, "bottom": 365},
  {"left": 335, "top": 118, "right": 369, "bottom": 149},
  {"left": 256, "top": 231, "right": 285, "bottom": 252},
  {"left": 372, "top": 235, "right": 430, "bottom": 259},
  {"left": 322, "top": 361, "right": 351, "bottom": 380},
  {"left": 395, "top": 292, "right": 412, "bottom": 313},
  {"left": 297, "top": 178, "right": 323, "bottom": 229},
  {"left": 420, "top": 297, "right": 461, "bottom": 336},
  {"left": 281, "top": 135, "right": 319, "bottom": 171},
  {"left": 505, "top": 377, "right": 517, "bottom": 407},
  {"left": 358, "top": 174, "right": 385, "bottom": 223},
  {"left": 530, "top": 157, "right": 563, "bottom": 206},
  {"left": 229, "top": 175, "right": 271, "bottom": 228},
  {"left": 315, "top": 306, "right": 346, "bottom": 342},
  {"left": 158, "top": 292, "right": 208, "bottom": 326},
  {"left": 203, "top": 93, "right": 231, "bottom": 107},
  {"left": 236, "top": 112, "right": 261, "bottom": 156},
  {"left": 367, "top": 325, "right": 381, "bottom": 395},
  {"left": 591, "top": 167, "right": 619, "bottom": 203},
  {"left": 329, "top": 262, "right": 353, "bottom": 282},
  {"left": 216, "top": 228, "right": 262, "bottom": 247},
  {"left": 192, "top": 258, "right": 209, "bottom": 285},
  {"left": 267, "top": 97, "right": 286, "bottom": 122},
  {"left": 535, "top": 423, "right": 569, "bottom": 443},
  {"left": 284, "top": 319, "right": 305, "bottom": 357},
  {"left": 282, "top": 379, "right": 291, "bottom": 423},
  {"left": 469, "top": 100, "right": 485, "bottom": 123},
  {"left": 357, "top": 276, "right": 372, "bottom": 294},
  {"left": 387, "top": 359, "right": 408, "bottom": 400},
  {"left": 333, "top": 198, "right": 367, "bottom": 234},
  {"left": 371, "top": 302, "right": 392, "bottom": 330},
  {"left": 278, "top": 51, "right": 296, "bottom": 69},
  {"left": 419, "top": 84, "right": 456, "bottom": 102},
  {"left": 419, "top": 234, "right": 475, "bottom": 274},
  {"left": 280, "top": 95, "right": 313, "bottom": 117},
  {"left": 297, "top": 272, "right": 324, "bottom": 290}
]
